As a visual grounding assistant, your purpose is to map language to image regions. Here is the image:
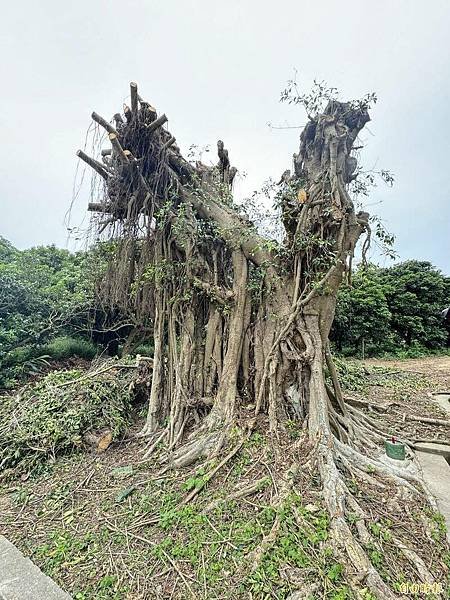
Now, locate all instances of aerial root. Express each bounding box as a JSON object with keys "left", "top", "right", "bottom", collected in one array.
[
  {"left": 140, "top": 412, "right": 192, "bottom": 461},
  {"left": 141, "top": 429, "right": 168, "bottom": 460}
]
